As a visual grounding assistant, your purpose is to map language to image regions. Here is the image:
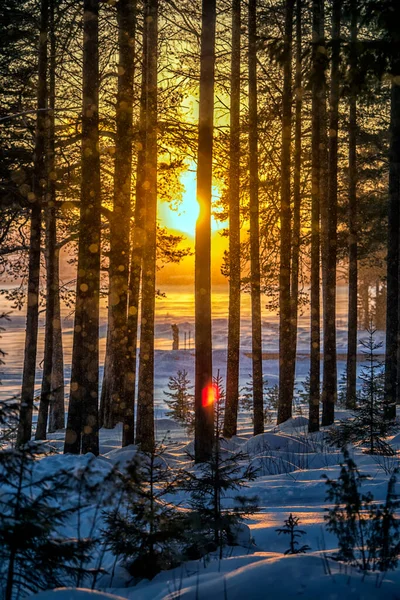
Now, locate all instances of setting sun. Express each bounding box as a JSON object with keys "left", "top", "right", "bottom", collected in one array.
[{"left": 159, "top": 162, "right": 226, "bottom": 237}]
